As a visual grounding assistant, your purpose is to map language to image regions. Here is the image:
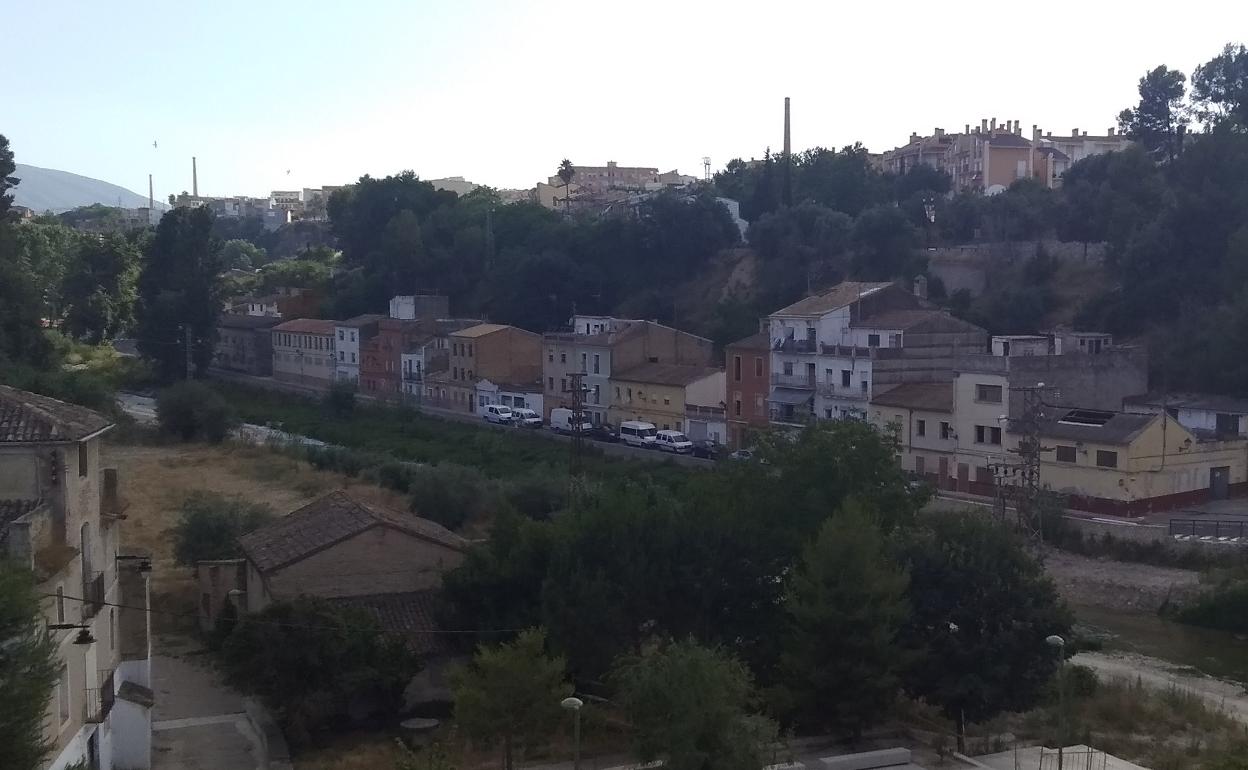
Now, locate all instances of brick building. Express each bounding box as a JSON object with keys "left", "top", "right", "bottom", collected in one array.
[{"left": 725, "top": 331, "right": 771, "bottom": 448}]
